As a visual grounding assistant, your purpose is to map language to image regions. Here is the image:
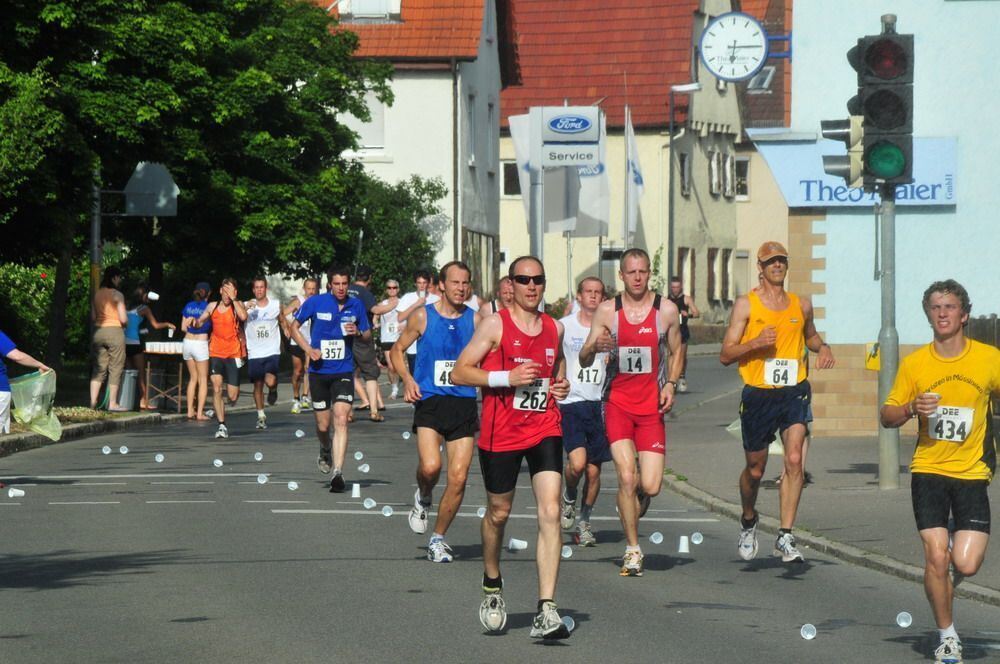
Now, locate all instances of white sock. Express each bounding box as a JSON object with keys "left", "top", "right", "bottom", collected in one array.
[
  {"left": 940, "top": 624, "right": 958, "bottom": 642},
  {"left": 430, "top": 532, "right": 444, "bottom": 543},
  {"left": 257, "top": 409, "right": 265, "bottom": 418},
  {"left": 626, "top": 545, "right": 641, "bottom": 554}
]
